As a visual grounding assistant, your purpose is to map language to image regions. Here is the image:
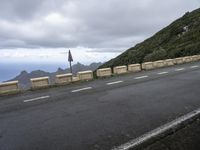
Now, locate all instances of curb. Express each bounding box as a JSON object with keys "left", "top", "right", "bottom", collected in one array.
[{"left": 112, "top": 108, "right": 200, "bottom": 150}]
